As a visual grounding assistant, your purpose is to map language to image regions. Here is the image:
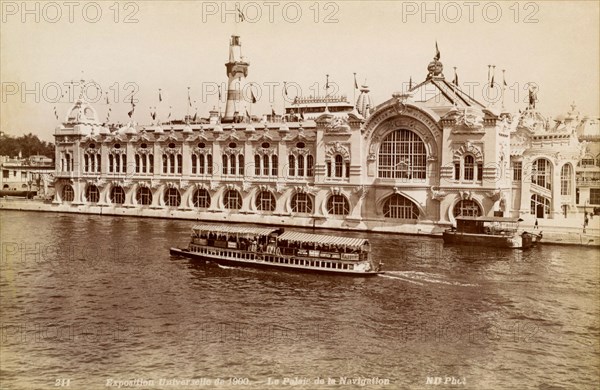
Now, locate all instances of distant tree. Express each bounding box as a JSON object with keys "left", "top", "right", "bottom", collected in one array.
[{"left": 0, "top": 133, "right": 54, "bottom": 159}]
